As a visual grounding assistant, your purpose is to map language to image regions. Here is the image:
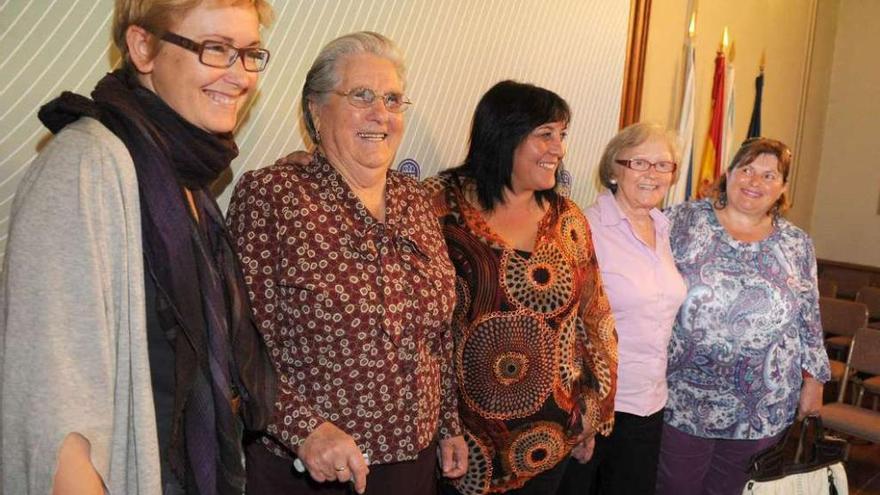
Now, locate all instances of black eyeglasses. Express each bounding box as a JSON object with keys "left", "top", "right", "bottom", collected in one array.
[
  {"left": 159, "top": 31, "right": 270, "bottom": 72},
  {"left": 326, "top": 87, "right": 412, "bottom": 113},
  {"left": 615, "top": 158, "right": 677, "bottom": 173}
]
